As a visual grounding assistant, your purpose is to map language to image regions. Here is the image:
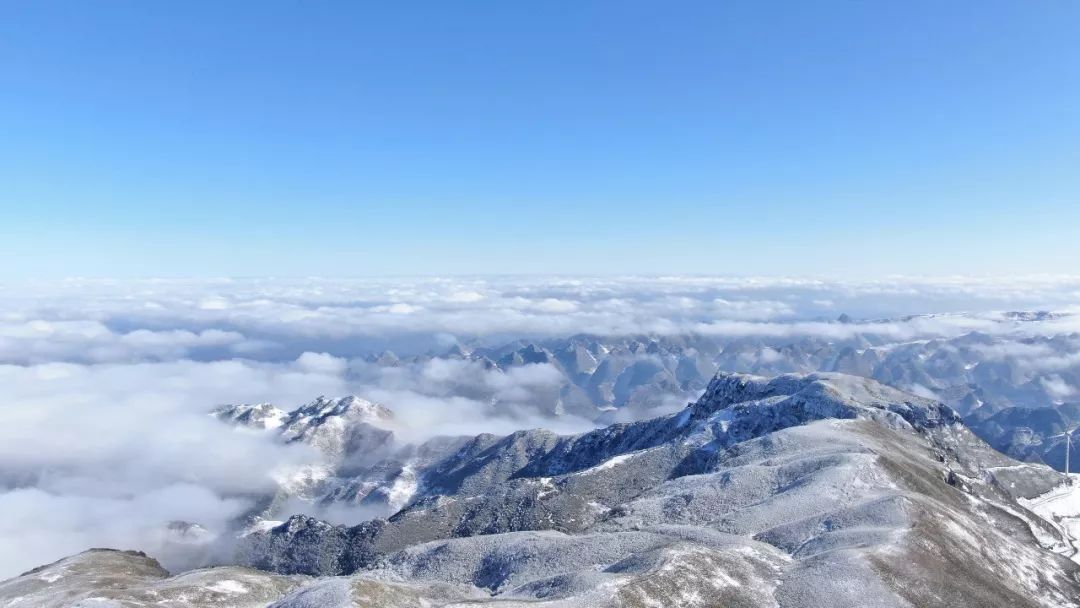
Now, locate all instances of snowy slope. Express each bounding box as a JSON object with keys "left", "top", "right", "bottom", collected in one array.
[{"left": 1022, "top": 477, "right": 1080, "bottom": 563}]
